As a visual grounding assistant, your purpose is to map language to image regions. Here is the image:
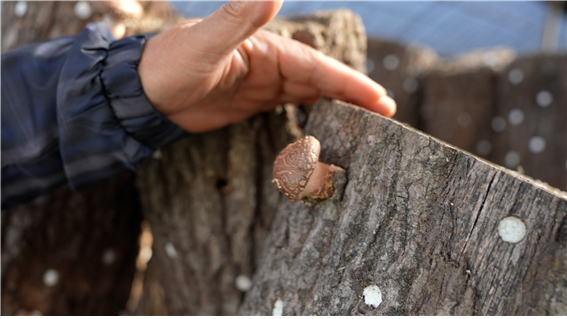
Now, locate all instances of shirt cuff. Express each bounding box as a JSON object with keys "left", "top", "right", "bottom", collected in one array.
[
  {"left": 56, "top": 22, "right": 187, "bottom": 190},
  {"left": 101, "top": 34, "right": 188, "bottom": 149}
]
